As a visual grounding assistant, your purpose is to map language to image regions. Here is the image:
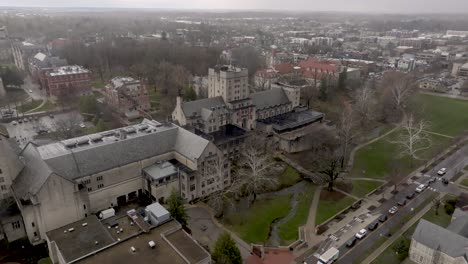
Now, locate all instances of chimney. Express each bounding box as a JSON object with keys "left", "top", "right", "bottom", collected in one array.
[{"left": 119, "top": 129, "right": 127, "bottom": 140}]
